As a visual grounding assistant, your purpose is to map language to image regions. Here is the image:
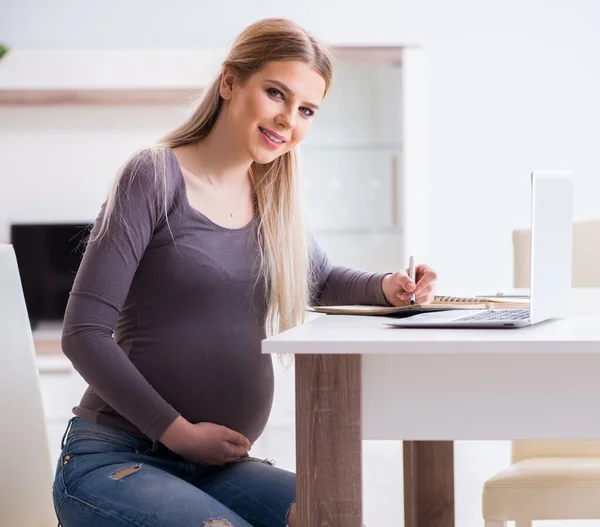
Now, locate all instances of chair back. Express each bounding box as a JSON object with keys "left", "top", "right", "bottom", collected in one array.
[
  {"left": 512, "top": 222, "right": 600, "bottom": 462},
  {"left": 0, "top": 244, "right": 56, "bottom": 525},
  {"left": 512, "top": 441, "right": 600, "bottom": 462},
  {"left": 513, "top": 219, "right": 600, "bottom": 288}
]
